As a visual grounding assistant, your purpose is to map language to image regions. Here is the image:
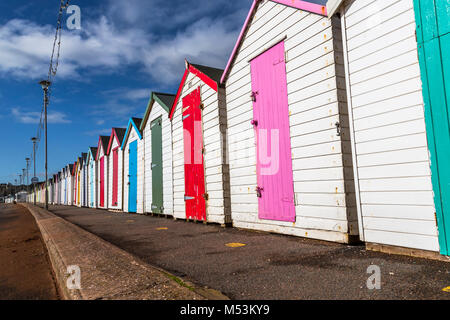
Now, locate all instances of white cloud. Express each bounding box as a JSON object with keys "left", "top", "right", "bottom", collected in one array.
[
  {"left": 84, "top": 128, "right": 111, "bottom": 136},
  {"left": 11, "top": 107, "right": 71, "bottom": 124},
  {"left": 102, "top": 88, "right": 150, "bottom": 101},
  {"left": 0, "top": 1, "right": 248, "bottom": 85}
]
